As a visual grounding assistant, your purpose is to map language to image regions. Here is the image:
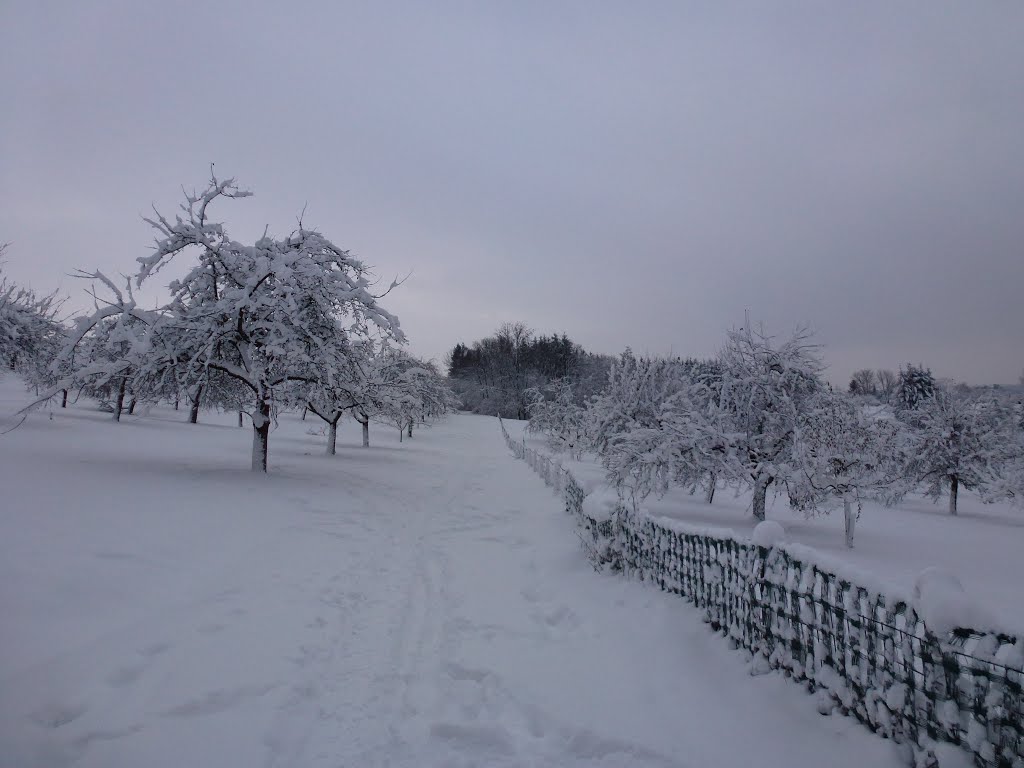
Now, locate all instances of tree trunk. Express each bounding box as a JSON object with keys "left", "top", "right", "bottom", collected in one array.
[
  {"left": 251, "top": 400, "right": 271, "bottom": 472},
  {"left": 238, "top": 410, "right": 244, "bottom": 428},
  {"left": 406, "top": 419, "right": 413, "bottom": 438},
  {"left": 189, "top": 385, "right": 203, "bottom": 424},
  {"left": 127, "top": 398, "right": 137, "bottom": 415},
  {"left": 949, "top": 475, "right": 959, "bottom": 516},
  {"left": 327, "top": 418, "right": 338, "bottom": 455},
  {"left": 752, "top": 475, "right": 771, "bottom": 521},
  {"left": 174, "top": 396, "right": 179, "bottom": 411},
  {"left": 399, "top": 426, "right": 403, "bottom": 443},
  {"left": 844, "top": 500, "right": 856, "bottom": 549},
  {"left": 61, "top": 389, "right": 68, "bottom": 408},
  {"left": 362, "top": 419, "right": 369, "bottom": 447},
  {"left": 302, "top": 406, "right": 307, "bottom": 421},
  {"left": 705, "top": 473, "right": 717, "bottom": 505},
  {"left": 113, "top": 377, "right": 127, "bottom": 422}
]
